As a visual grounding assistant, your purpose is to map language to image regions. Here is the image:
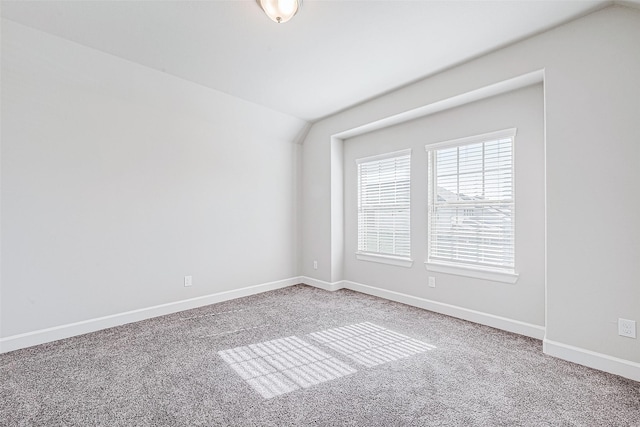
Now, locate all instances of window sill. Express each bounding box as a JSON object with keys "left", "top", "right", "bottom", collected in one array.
[
  {"left": 424, "top": 262, "right": 518, "bottom": 284},
  {"left": 356, "top": 252, "right": 414, "bottom": 268}
]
